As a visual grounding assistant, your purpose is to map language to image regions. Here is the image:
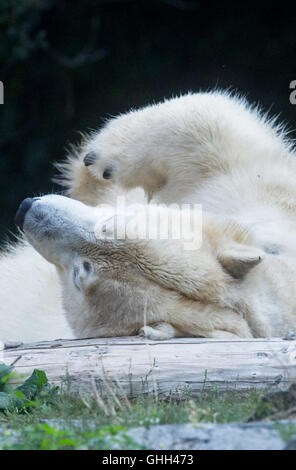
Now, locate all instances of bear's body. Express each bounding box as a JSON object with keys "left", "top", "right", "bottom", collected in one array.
[
  {"left": 0, "top": 242, "right": 73, "bottom": 342},
  {"left": 2, "top": 91, "right": 296, "bottom": 343}
]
